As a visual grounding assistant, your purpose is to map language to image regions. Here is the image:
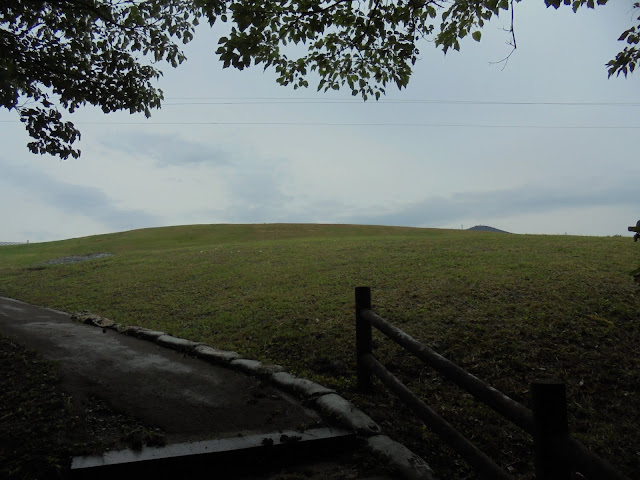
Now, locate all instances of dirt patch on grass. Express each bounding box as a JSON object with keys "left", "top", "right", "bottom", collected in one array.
[{"left": 42, "top": 253, "right": 114, "bottom": 265}]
